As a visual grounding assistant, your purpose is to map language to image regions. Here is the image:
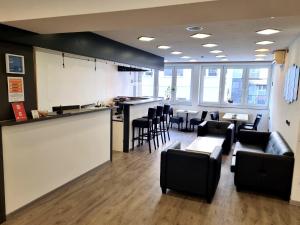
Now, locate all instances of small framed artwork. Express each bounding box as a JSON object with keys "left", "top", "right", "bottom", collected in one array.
[{"left": 5, "top": 54, "right": 25, "bottom": 74}]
